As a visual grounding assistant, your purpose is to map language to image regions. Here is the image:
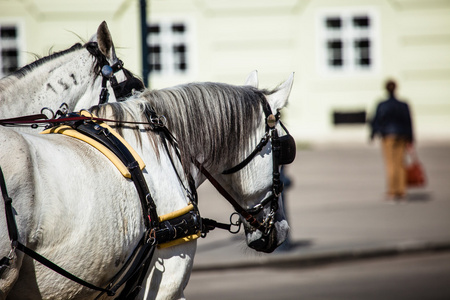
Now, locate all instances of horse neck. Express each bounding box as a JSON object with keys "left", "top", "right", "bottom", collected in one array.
[
  {"left": 0, "top": 48, "right": 102, "bottom": 119},
  {"left": 98, "top": 102, "right": 192, "bottom": 215},
  {"left": 142, "top": 84, "right": 265, "bottom": 186}
]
